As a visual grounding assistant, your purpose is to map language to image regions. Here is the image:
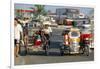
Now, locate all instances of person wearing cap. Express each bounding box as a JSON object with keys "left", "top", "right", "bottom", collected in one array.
[{"left": 42, "top": 24, "right": 52, "bottom": 46}]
